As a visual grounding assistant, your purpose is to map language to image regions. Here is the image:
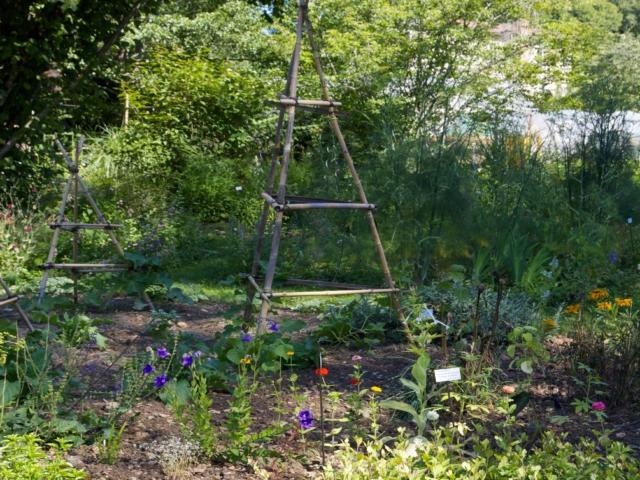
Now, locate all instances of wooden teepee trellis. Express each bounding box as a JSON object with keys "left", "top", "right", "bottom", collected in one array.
[
  {"left": 38, "top": 137, "right": 154, "bottom": 309},
  {"left": 0, "top": 276, "right": 34, "bottom": 331},
  {"left": 244, "top": 0, "right": 403, "bottom": 332}
]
